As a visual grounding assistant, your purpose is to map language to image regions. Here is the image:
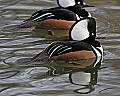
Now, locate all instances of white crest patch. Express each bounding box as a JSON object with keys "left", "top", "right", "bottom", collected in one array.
[
  {"left": 71, "top": 19, "right": 89, "bottom": 41},
  {"left": 58, "top": 0, "right": 75, "bottom": 8}
]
